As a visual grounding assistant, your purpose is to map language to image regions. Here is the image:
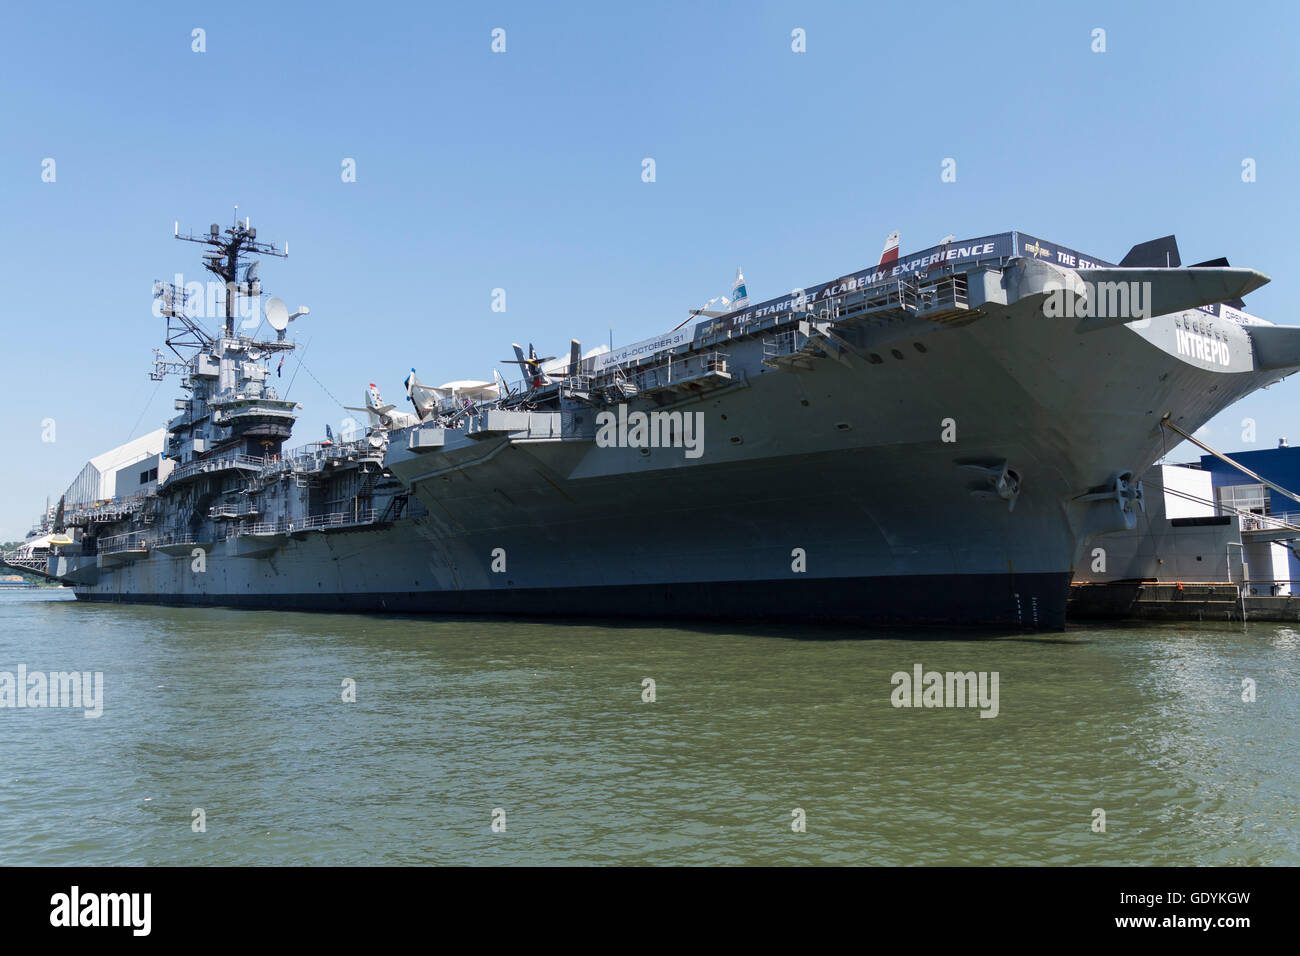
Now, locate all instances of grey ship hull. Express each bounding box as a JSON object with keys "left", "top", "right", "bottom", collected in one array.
[
  {"left": 70, "top": 243, "right": 1300, "bottom": 630},
  {"left": 68, "top": 494, "right": 1069, "bottom": 627}
]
